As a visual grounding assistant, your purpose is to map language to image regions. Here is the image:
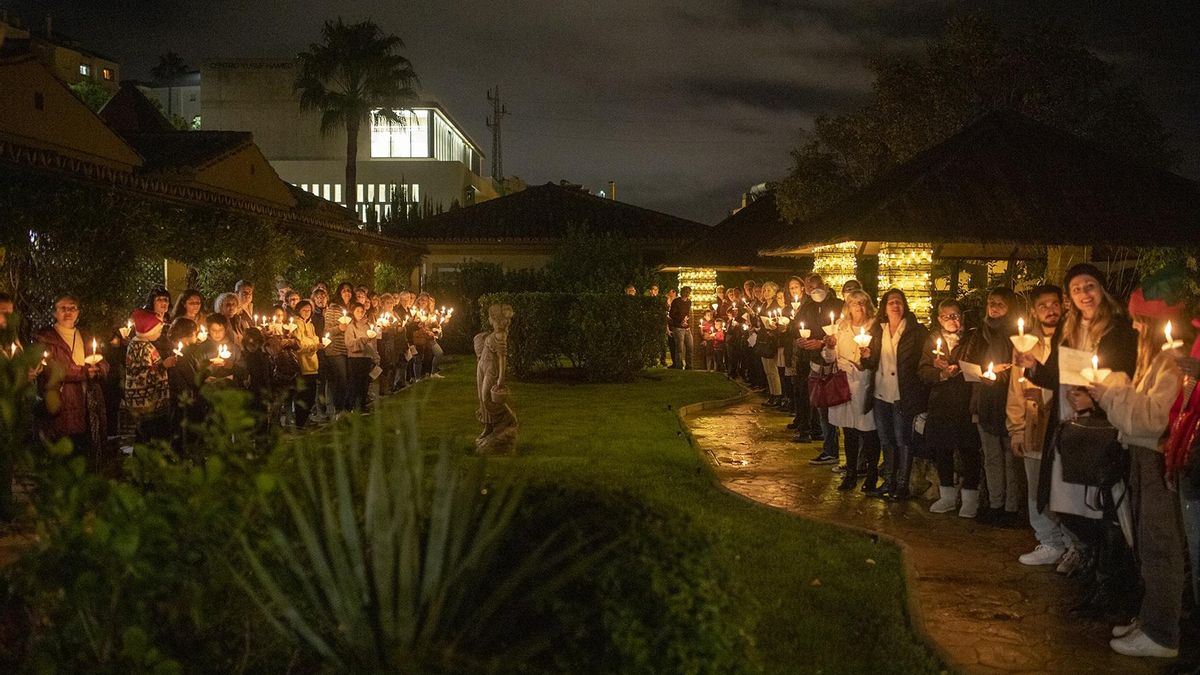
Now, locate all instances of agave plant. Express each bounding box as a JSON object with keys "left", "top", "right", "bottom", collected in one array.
[{"left": 237, "top": 406, "right": 575, "bottom": 671}]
